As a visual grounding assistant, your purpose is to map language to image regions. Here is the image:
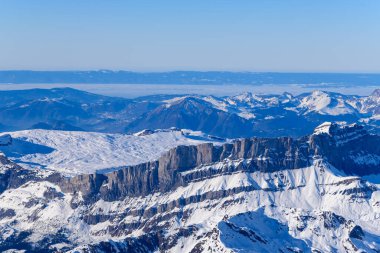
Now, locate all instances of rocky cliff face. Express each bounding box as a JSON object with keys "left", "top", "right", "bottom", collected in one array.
[
  {"left": 52, "top": 122, "right": 380, "bottom": 203},
  {"left": 0, "top": 154, "right": 38, "bottom": 194}
]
